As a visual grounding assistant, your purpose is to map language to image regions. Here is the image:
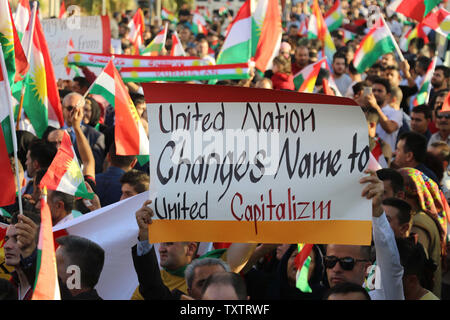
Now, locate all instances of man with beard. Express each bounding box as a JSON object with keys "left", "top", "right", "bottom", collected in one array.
[
  {"left": 291, "top": 45, "right": 309, "bottom": 75},
  {"left": 428, "top": 66, "right": 449, "bottom": 111},
  {"left": 331, "top": 52, "right": 352, "bottom": 96}
]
